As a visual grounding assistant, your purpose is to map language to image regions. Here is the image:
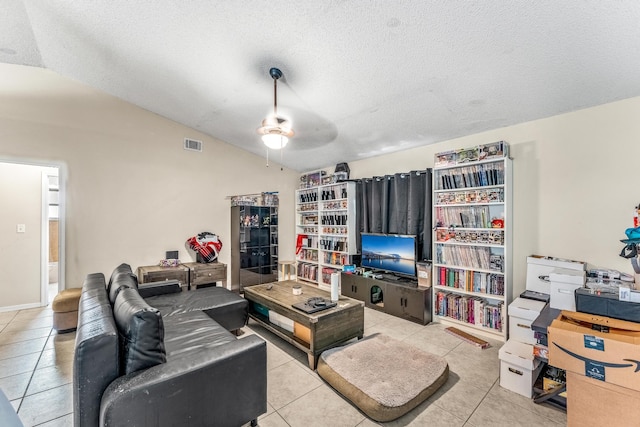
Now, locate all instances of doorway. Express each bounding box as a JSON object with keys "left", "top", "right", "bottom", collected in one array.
[
  {"left": 0, "top": 160, "right": 64, "bottom": 310},
  {"left": 46, "top": 171, "right": 60, "bottom": 304}
]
